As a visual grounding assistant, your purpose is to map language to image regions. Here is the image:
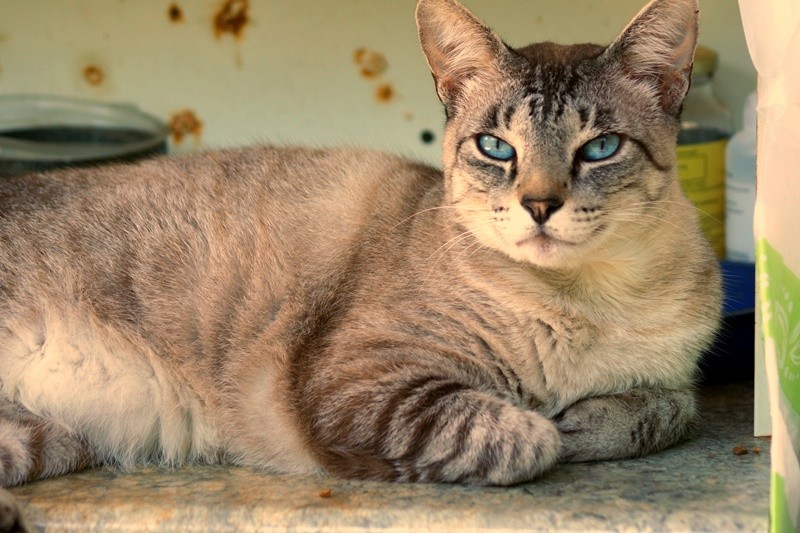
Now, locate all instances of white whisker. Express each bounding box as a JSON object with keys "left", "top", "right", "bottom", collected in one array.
[{"left": 390, "top": 204, "right": 482, "bottom": 232}]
